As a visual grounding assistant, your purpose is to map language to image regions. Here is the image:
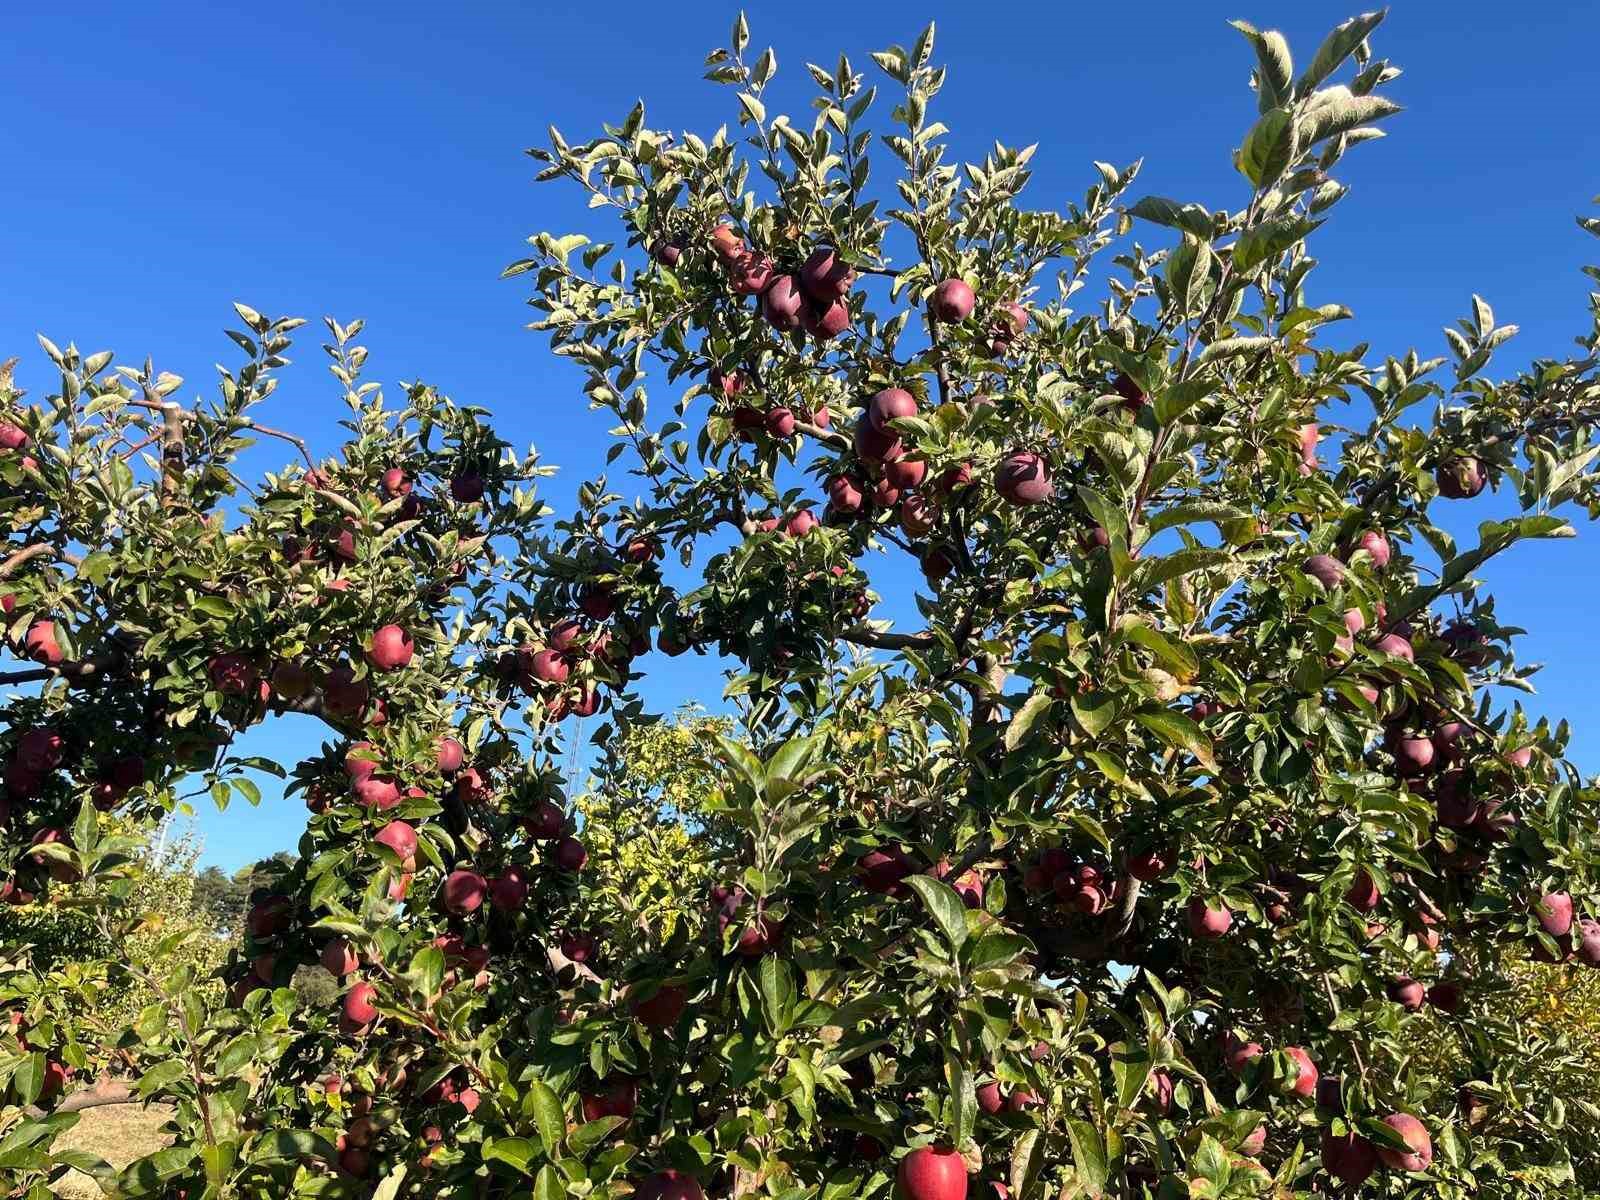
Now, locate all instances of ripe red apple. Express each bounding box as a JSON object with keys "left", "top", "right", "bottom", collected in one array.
[
  {"left": 0, "top": 423, "right": 29, "bottom": 450},
  {"left": 798, "top": 247, "right": 855, "bottom": 302},
  {"left": 764, "top": 407, "right": 796, "bottom": 438},
  {"left": 994, "top": 451, "right": 1052, "bottom": 505},
  {"left": 650, "top": 238, "right": 683, "bottom": 267},
  {"left": 1187, "top": 897, "right": 1232, "bottom": 938},
  {"left": 1534, "top": 891, "right": 1574, "bottom": 937},
  {"left": 1356, "top": 529, "right": 1391, "bottom": 567},
  {"left": 343, "top": 981, "right": 379, "bottom": 1025},
  {"left": 322, "top": 938, "right": 358, "bottom": 976},
  {"left": 976, "top": 1080, "right": 1005, "bottom": 1115},
  {"left": 369, "top": 624, "right": 414, "bottom": 671},
  {"left": 523, "top": 799, "right": 564, "bottom": 840},
  {"left": 1392, "top": 735, "right": 1436, "bottom": 777},
  {"left": 884, "top": 455, "right": 928, "bottom": 491},
  {"left": 728, "top": 252, "right": 774, "bottom": 295},
  {"left": 354, "top": 775, "right": 401, "bottom": 810},
  {"left": 1111, "top": 372, "right": 1147, "bottom": 411},
  {"left": 633, "top": 1169, "right": 705, "bottom": 1200},
  {"left": 554, "top": 836, "right": 588, "bottom": 872},
  {"left": 898, "top": 1145, "right": 967, "bottom": 1200},
  {"left": 436, "top": 737, "right": 464, "bottom": 774},
  {"left": 374, "top": 820, "right": 418, "bottom": 863},
  {"left": 760, "top": 274, "right": 806, "bottom": 331},
  {"left": 207, "top": 652, "right": 257, "bottom": 695},
  {"left": 560, "top": 931, "right": 598, "bottom": 963},
  {"left": 1127, "top": 848, "right": 1173, "bottom": 882},
  {"left": 246, "top": 895, "right": 292, "bottom": 938},
  {"left": 1345, "top": 869, "right": 1381, "bottom": 913},
  {"left": 867, "top": 388, "right": 917, "bottom": 431},
  {"left": 581, "top": 1077, "right": 639, "bottom": 1122},
  {"left": 630, "top": 983, "right": 687, "bottom": 1029},
  {"left": 1225, "top": 1035, "right": 1262, "bottom": 1074},
  {"left": 800, "top": 297, "right": 849, "bottom": 339},
  {"left": 489, "top": 867, "right": 530, "bottom": 912},
  {"left": 1388, "top": 977, "right": 1425, "bottom": 1011},
  {"left": 1427, "top": 980, "right": 1463, "bottom": 1012},
  {"left": 930, "top": 278, "right": 975, "bottom": 322},
  {"left": 1436, "top": 456, "right": 1486, "bottom": 499},
  {"left": 1284, "top": 1046, "right": 1318, "bottom": 1097},
  {"left": 322, "top": 666, "right": 369, "bottom": 719},
  {"left": 900, "top": 496, "right": 938, "bottom": 538},
  {"left": 1321, "top": 1130, "right": 1377, "bottom": 1185},
  {"left": 854, "top": 416, "right": 903, "bottom": 464},
  {"left": 783, "top": 509, "right": 819, "bottom": 538},
  {"left": 22, "top": 621, "right": 61, "bottom": 665},
  {"left": 1377, "top": 1113, "right": 1432, "bottom": 1171},
  {"left": 580, "top": 585, "right": 615, "bottom": 621},
  {"left": 16, "top": 729, "right": 64, "bottom": 773},
  {"left": 1147, "top": 1069, "right": 1174, "bottom": 1114},
  {"left": 858, "top": 846, "right": 915, "bottom": 896},
  {"left": 531, "top": 648, "right": 571, "bottom": 684},
  {"left": 443, "top": 869, "right": 487, "bottom": 914},
  {"left": 827, "top": 474, "right": 864, "bottom": 513},
  {"left": 1301, "top": 554, "right": 1345, "bottom": 590},
  {"left": 921, "top": 546, "right": 953, "bottom": 582},
  {"left": 450, "top": 472, "right": 485, "bottom": 503}
]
